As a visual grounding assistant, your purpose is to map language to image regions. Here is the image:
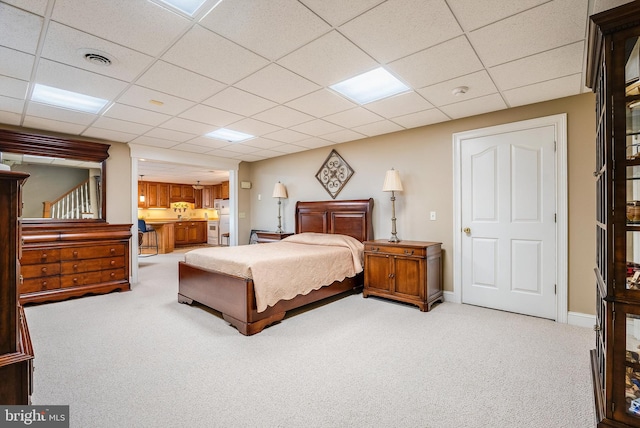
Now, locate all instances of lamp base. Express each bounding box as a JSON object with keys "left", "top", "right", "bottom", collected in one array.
[{"left": 388, "top": 234, "right": 400, "bottom": 243}]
